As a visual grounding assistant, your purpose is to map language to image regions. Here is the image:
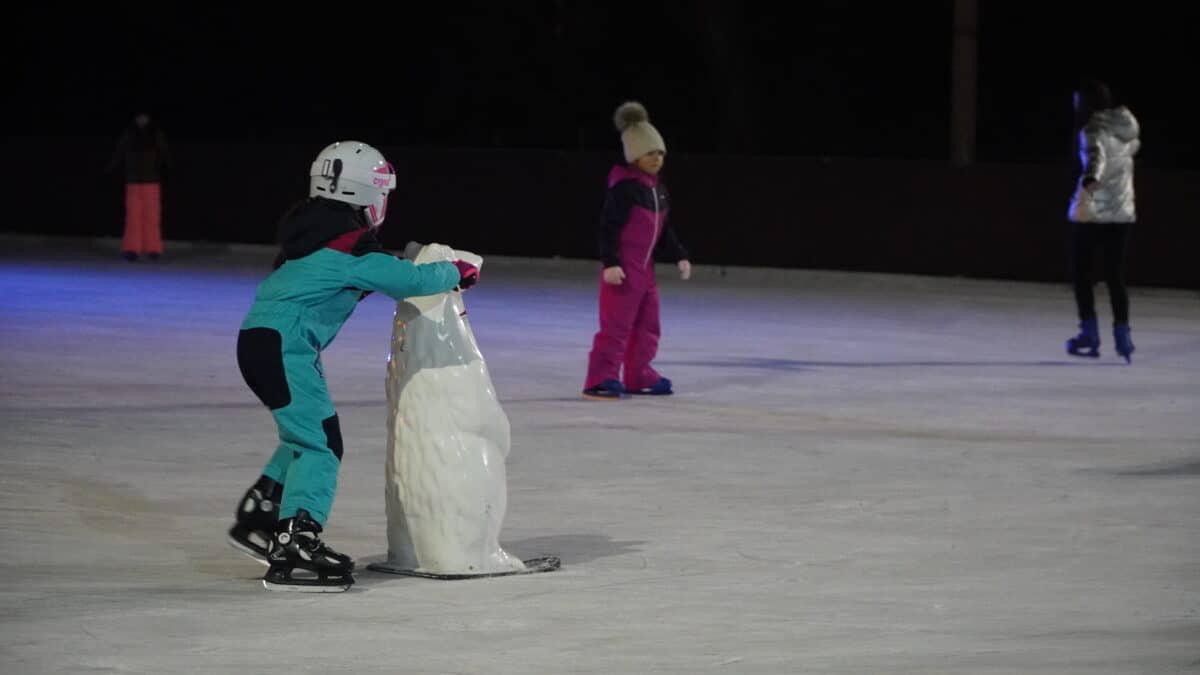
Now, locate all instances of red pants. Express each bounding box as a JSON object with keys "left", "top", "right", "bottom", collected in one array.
[
  {"left": 586, "top": 271, "right": 662, "bottom": 390},
  {"left": 122, "top": 183, "right": 163, "bottom": 255}
]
